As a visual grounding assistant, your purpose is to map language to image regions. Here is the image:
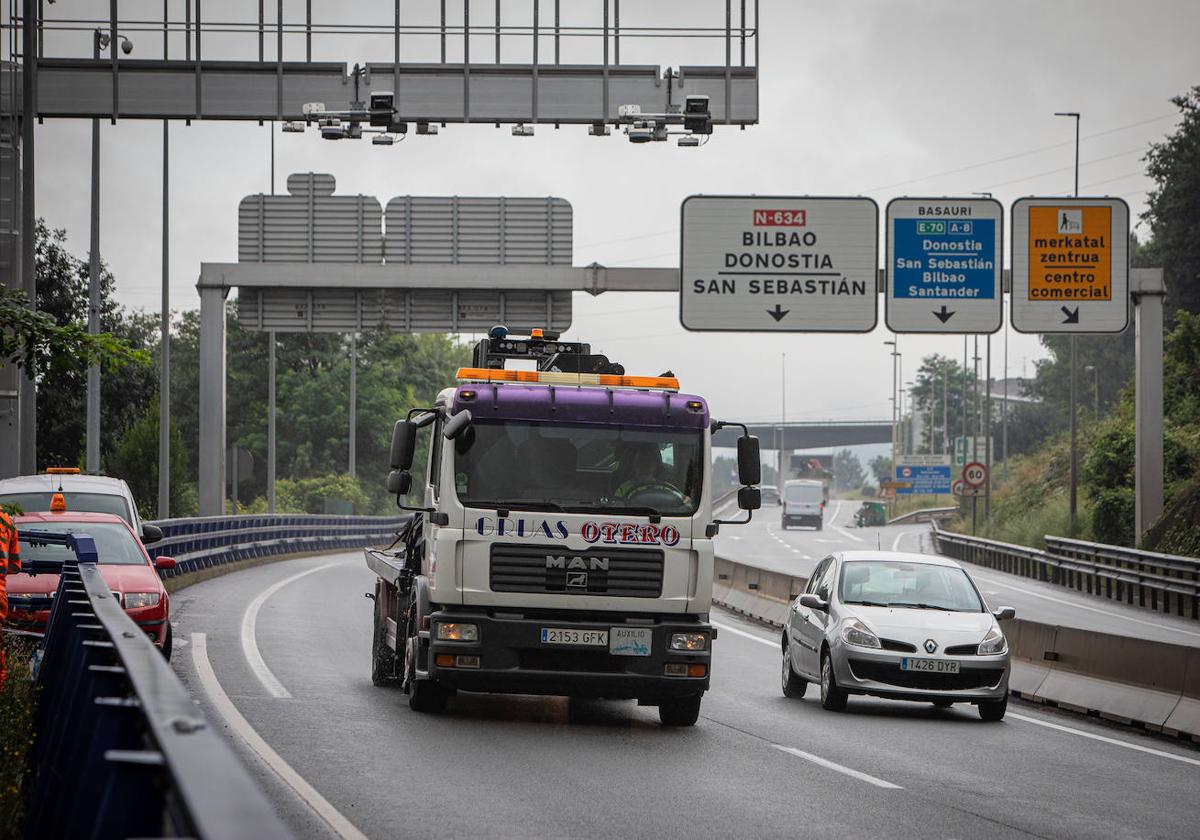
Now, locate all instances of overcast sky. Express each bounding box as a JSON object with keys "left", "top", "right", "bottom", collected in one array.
[{"left": 22, "top": 0, "right": 1200, "bottom": 427}]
